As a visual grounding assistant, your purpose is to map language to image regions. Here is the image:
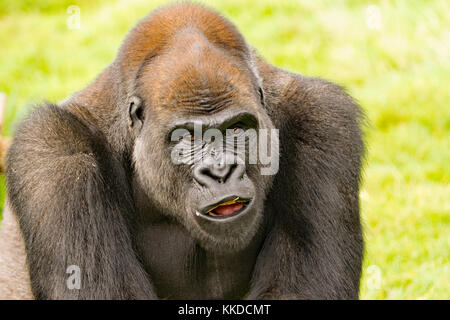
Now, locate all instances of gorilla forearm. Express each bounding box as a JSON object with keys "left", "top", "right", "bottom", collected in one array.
[
  {"left": 250, "top": 208, "right": 362, "bottom": 299},
  {"left": 0, "top": 201, "right": 32, "bottom": 299},
  {"left": 6, "top": 105, "right": 154, "bottom": 299}
]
